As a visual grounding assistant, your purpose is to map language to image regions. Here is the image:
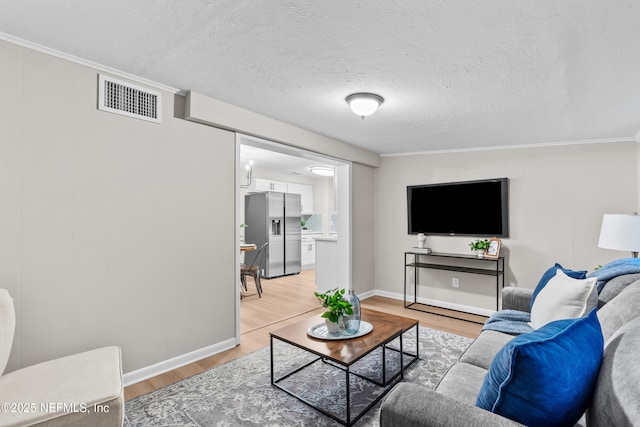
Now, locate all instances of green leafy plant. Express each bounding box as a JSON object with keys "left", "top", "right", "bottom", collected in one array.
[
  {"left": 314, "top": 288, "right": 353, "bottom": 323},
  {"left": 469, "top": 239, "right": 491, "bottom": 251}
]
